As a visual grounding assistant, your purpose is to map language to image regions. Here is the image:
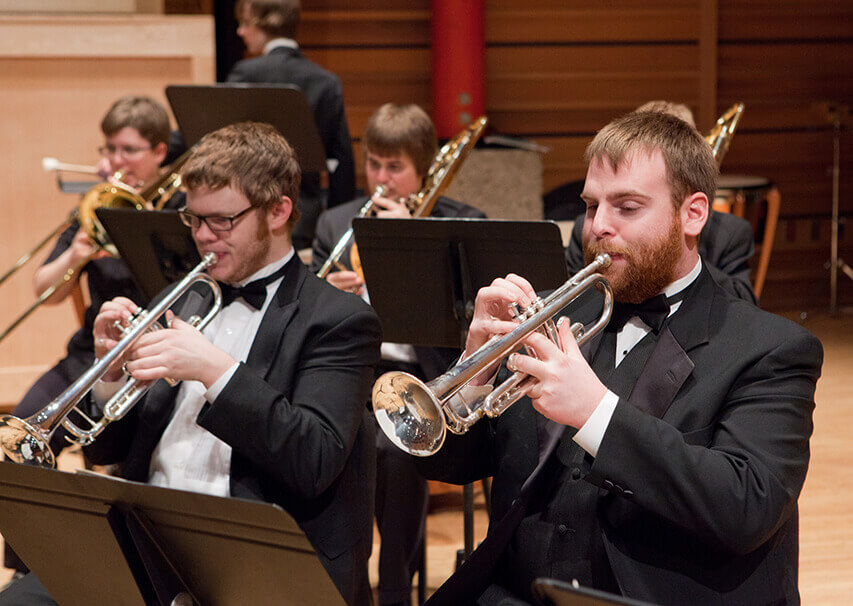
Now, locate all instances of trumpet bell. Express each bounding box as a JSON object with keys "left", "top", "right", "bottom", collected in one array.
[
  {"left": 0, "top": 415, "right": 54, "bottom": 468},
  {"left": 373, "top": 371, "right": 446, "bottom": 457}
]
